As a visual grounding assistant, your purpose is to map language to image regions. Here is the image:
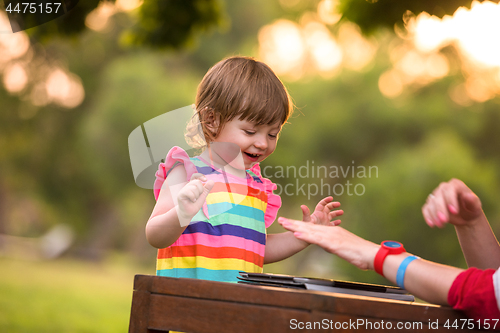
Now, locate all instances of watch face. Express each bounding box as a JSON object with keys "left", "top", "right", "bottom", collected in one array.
[{"left": 383, "top": 241, "right": 402, "bottom": 248}]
